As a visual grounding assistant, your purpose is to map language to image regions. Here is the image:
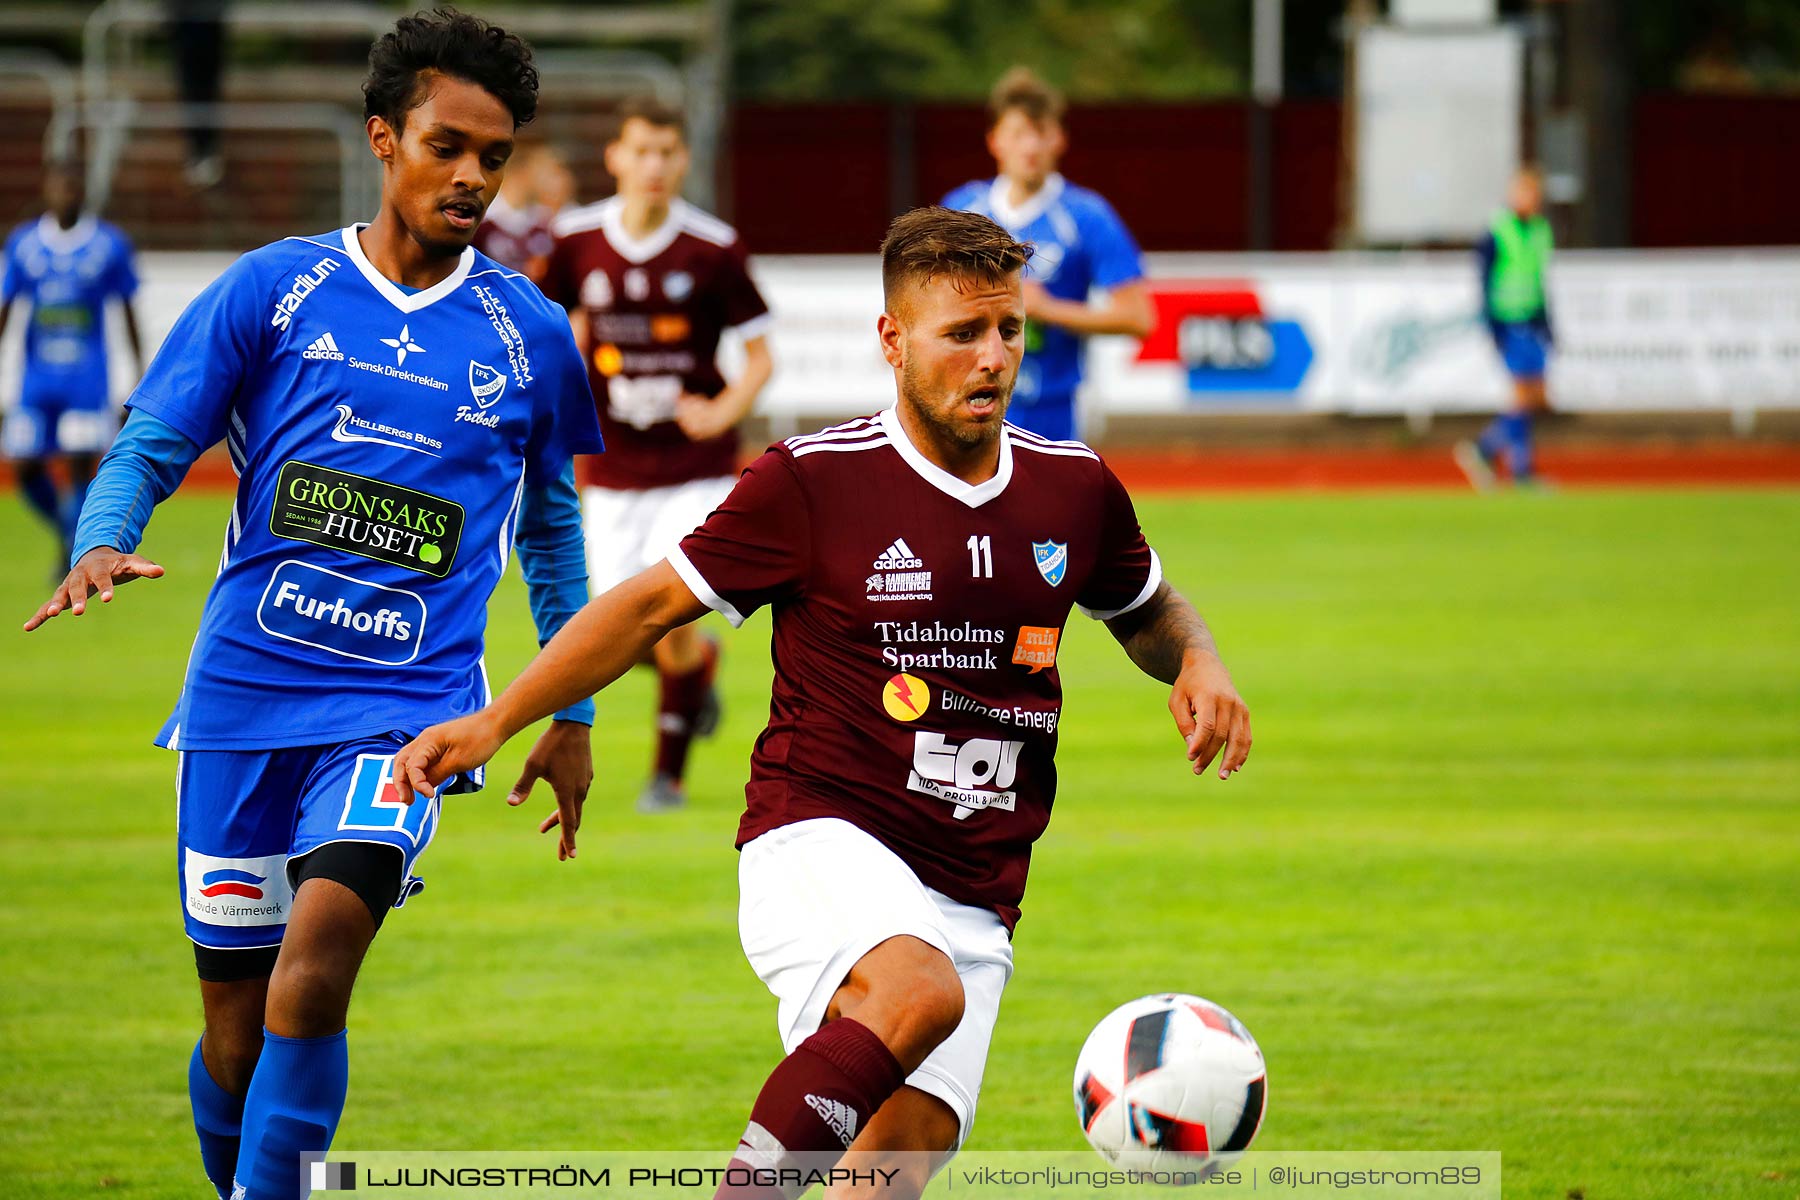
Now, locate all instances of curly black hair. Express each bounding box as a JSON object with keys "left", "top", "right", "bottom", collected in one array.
[{"left": 363, "top": 8, "right": 538, "bottom": 133}]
